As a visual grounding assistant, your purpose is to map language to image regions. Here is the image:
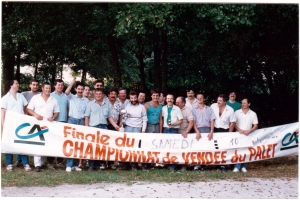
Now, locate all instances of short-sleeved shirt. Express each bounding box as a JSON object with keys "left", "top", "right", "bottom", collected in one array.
[
  {"left": 107, "top": 100, "right": 122, "bottom": 124},
  {"left": 51, "top": 91, "right": 69, "bottom": 122},
  {"left": 85, "top": 100, "right": 112, "bottom": 126},
  {"left": 211, "top": 103, "right": 235, "bottom": 129},
  {"left": 185, "top": 98, "right": 198, "bottom": 111},
  {"left": 117, "top": 98, "right": 130, "bottom": 110},
  {"left": 161, "top": 105, "right": 183, "bottom": 128},
  {"left": 226, "top": 101, "right": 242, "bottom": 112},
  {"left": 1, "top": 92, "right": 28, "bottom": 114},
  {"left": 67, "top": 93, "right": 90, "bottom": 119},
  {"left": 21, "top": 91, "right": 40, "bottom": 103},
  {"left": 179, "top": 106, "right": 194, "bottom": 134},
  {"left": 192, "top": 105, "right": 216, "bottom": 128},
  {"left": 234, "top": 109, "right": 258, "bottom": 130},
  {"left": 27, "top": 94, "right": 60, "bottom": 119}
]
